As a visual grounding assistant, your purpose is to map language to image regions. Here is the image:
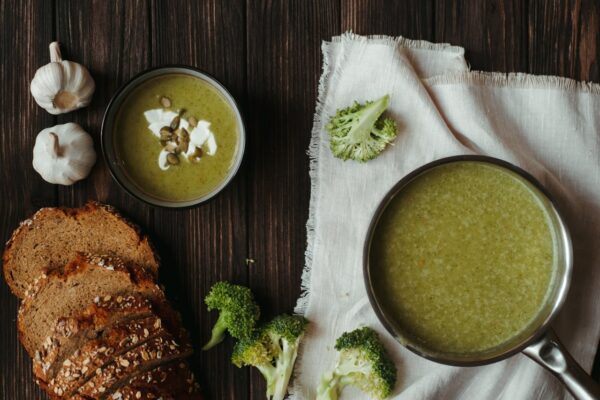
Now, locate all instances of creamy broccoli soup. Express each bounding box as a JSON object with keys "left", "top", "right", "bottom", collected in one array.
[
  {"left": 370, "top": 162, "right": 557, "bottom": 354},
  {"left": 114, "top": 74, "right": 239, "bottom": 202}
]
